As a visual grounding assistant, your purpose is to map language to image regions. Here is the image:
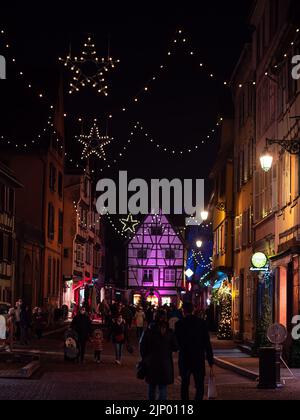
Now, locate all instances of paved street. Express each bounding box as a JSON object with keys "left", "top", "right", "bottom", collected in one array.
[{"left": 0, "top": 329, "right": 299, "bottom": 400}]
